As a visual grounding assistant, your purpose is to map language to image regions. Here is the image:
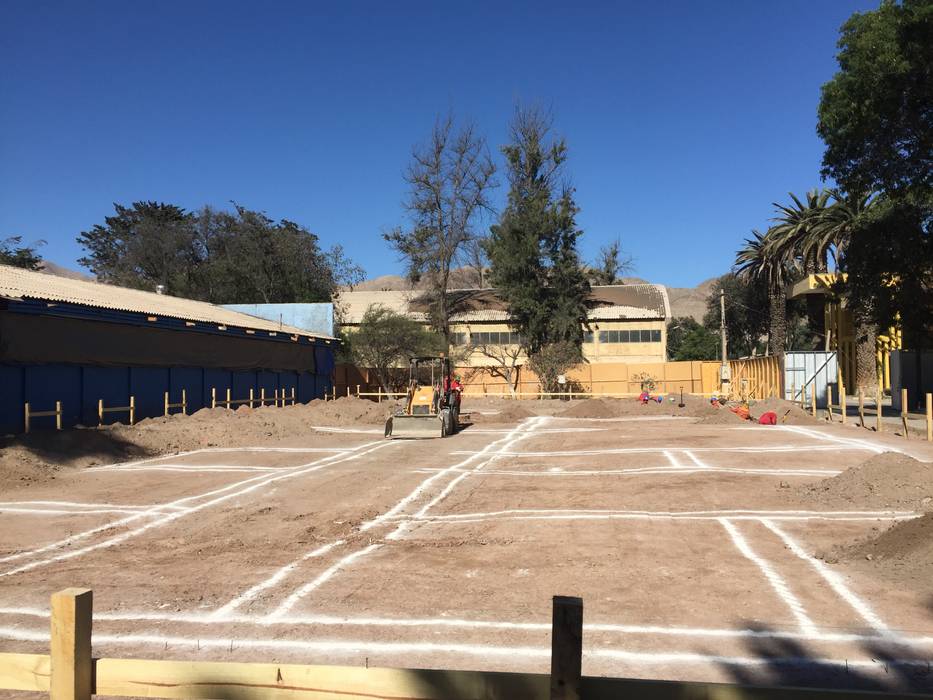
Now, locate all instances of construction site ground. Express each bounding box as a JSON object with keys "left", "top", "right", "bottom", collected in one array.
[{"left": 1, "top": 397, "right": 932, "bottom": 694}]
